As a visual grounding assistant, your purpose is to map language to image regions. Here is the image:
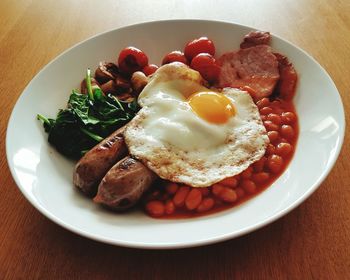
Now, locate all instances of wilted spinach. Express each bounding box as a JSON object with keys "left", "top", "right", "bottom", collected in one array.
[{"left": 37, "top": 69, "right": 139, "bottom": 159}]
